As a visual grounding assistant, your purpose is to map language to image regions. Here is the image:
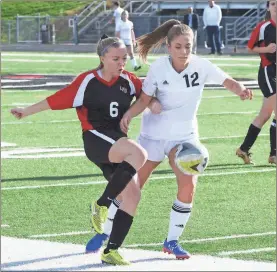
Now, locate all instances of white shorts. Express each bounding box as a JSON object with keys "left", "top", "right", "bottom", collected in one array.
[
  {"left": 122, "top": 39, "right": 132, "bottom": 46},
  {"left": 137, "top": 134, "right": 201, "bottom": 162}
]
